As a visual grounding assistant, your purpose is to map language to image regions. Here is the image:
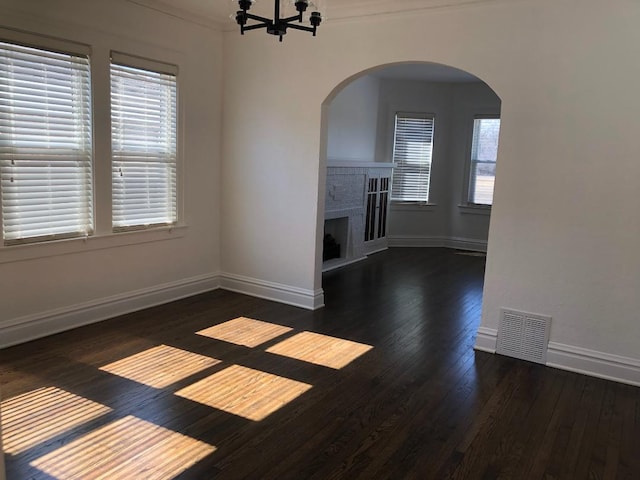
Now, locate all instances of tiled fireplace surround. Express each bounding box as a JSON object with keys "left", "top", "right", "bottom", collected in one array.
[{"left": 323, "top": 162, "right": 394, "bottom": 271}]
